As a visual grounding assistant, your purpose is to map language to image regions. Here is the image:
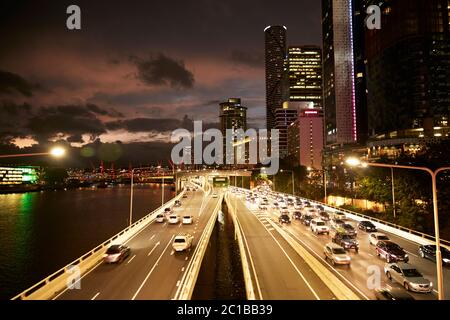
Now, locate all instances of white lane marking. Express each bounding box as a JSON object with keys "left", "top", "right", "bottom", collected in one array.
[
  {"left": 149, "top": 235, "right": 155, "bottom": 241},
  {"left": 127, "top": 254, "right": 136, "bottom": 264},
  {"left": 179, "top": 223, "right": 182, "bottom": 228},
  {"left": 132, "top": 235, "right": 175, "bottom": 300},
  {"left": 52, "top": 259, "right": 104, "bottom": 300},
  {"left": 268, "top": 228, "right": 275, "bottom": 231},
  {"left": 147, "top": 241, "right": 161, "bottom": 256},
  {"left": 181, "top": 267, "right": 185, "bottom": 272},
  {"left": 185, "top": 256, "right": 189, "bottom": 260},
  {"left": 91, "top": 292, "right": 100, "bottom": 300},
  {"left": 406, "top": 251, "right": 419, "bottom": 258},
  {"left": 170, "top": 250, "right": 175, "bottom": 256},
  {"left": 257, "top": 219, "right": 321, "bottom": 300},
  {"left": 176, "top": 280, "right": 181, "bottom": 287}
]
